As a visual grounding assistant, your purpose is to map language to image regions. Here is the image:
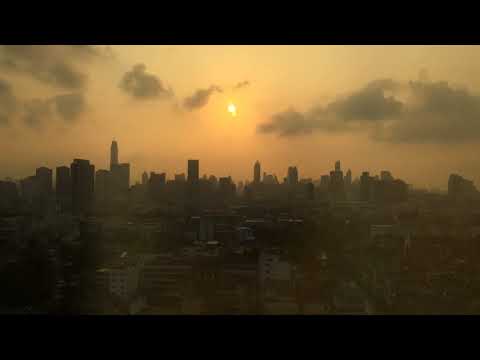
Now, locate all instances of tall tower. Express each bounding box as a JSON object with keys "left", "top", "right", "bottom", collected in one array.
[
  {"left": 142, "top": 171, "right": 149, "bottom": 185},
  {"left": 188, "top": 160, "right": 199, "bottom": 183},
  {"left": 71, "top": 159, "right": 95, "bottom": 215},
  {"left": 254, "top": 161, "right": 261, "bottom": 184},
  {"left": 110, "top": 140, "right": 119, "bottom": 170},
  {"left": 335, "top": 160, "right": 341, "bottom": 172}
]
